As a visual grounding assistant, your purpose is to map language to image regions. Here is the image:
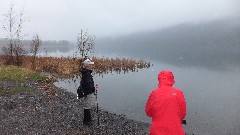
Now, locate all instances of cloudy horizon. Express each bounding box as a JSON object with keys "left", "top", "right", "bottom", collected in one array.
[{"left": 0, "top": 0, "right": 239, "bottom": 41}]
